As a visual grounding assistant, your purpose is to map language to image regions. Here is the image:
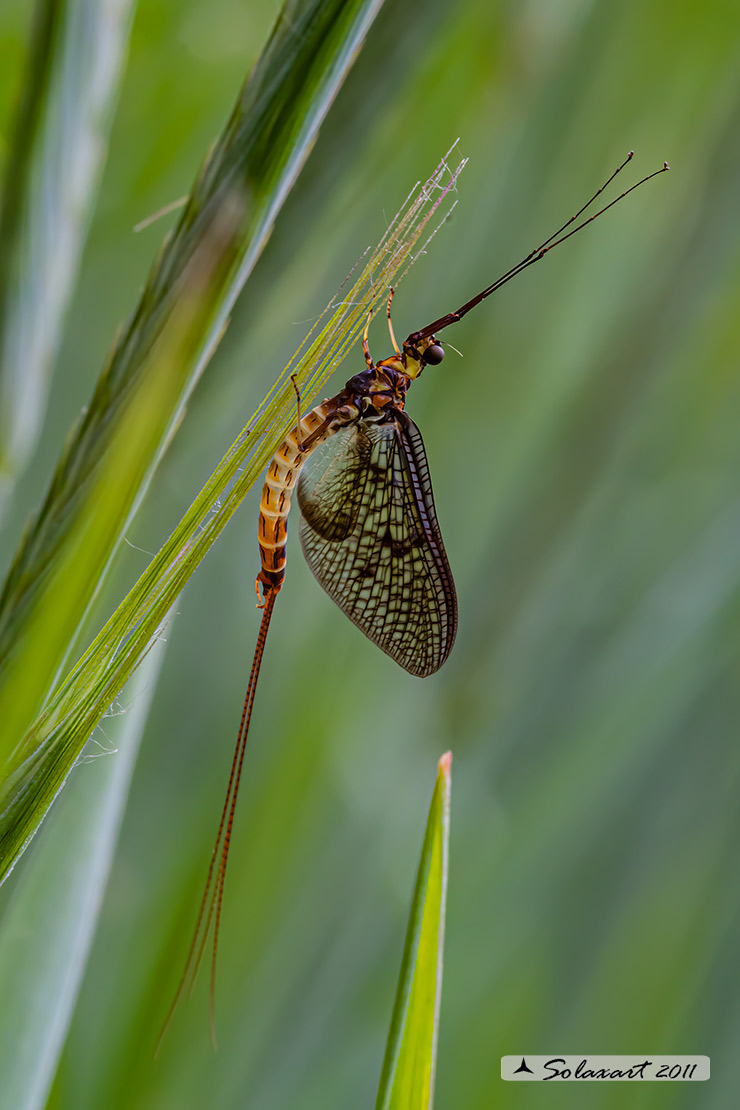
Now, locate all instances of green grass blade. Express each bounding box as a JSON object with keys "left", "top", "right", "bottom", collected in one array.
[
  {"left": 0, "top": 152, "right": 465, "bottom": 881},
  {"left": 375, "top": 752, "right": 452, "bottom": 1110},
  {"left": 0, "top": 202, "right": 242, "bottom": 770},
  {"left": 0, "top": 628, "right": 168, "bottom": 1110},
  {"left": 0, "top": 0, "right": 386, "bottom": 694},
  {"left": 0, "top": 0, "right": 136, "bottom": 512}
]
